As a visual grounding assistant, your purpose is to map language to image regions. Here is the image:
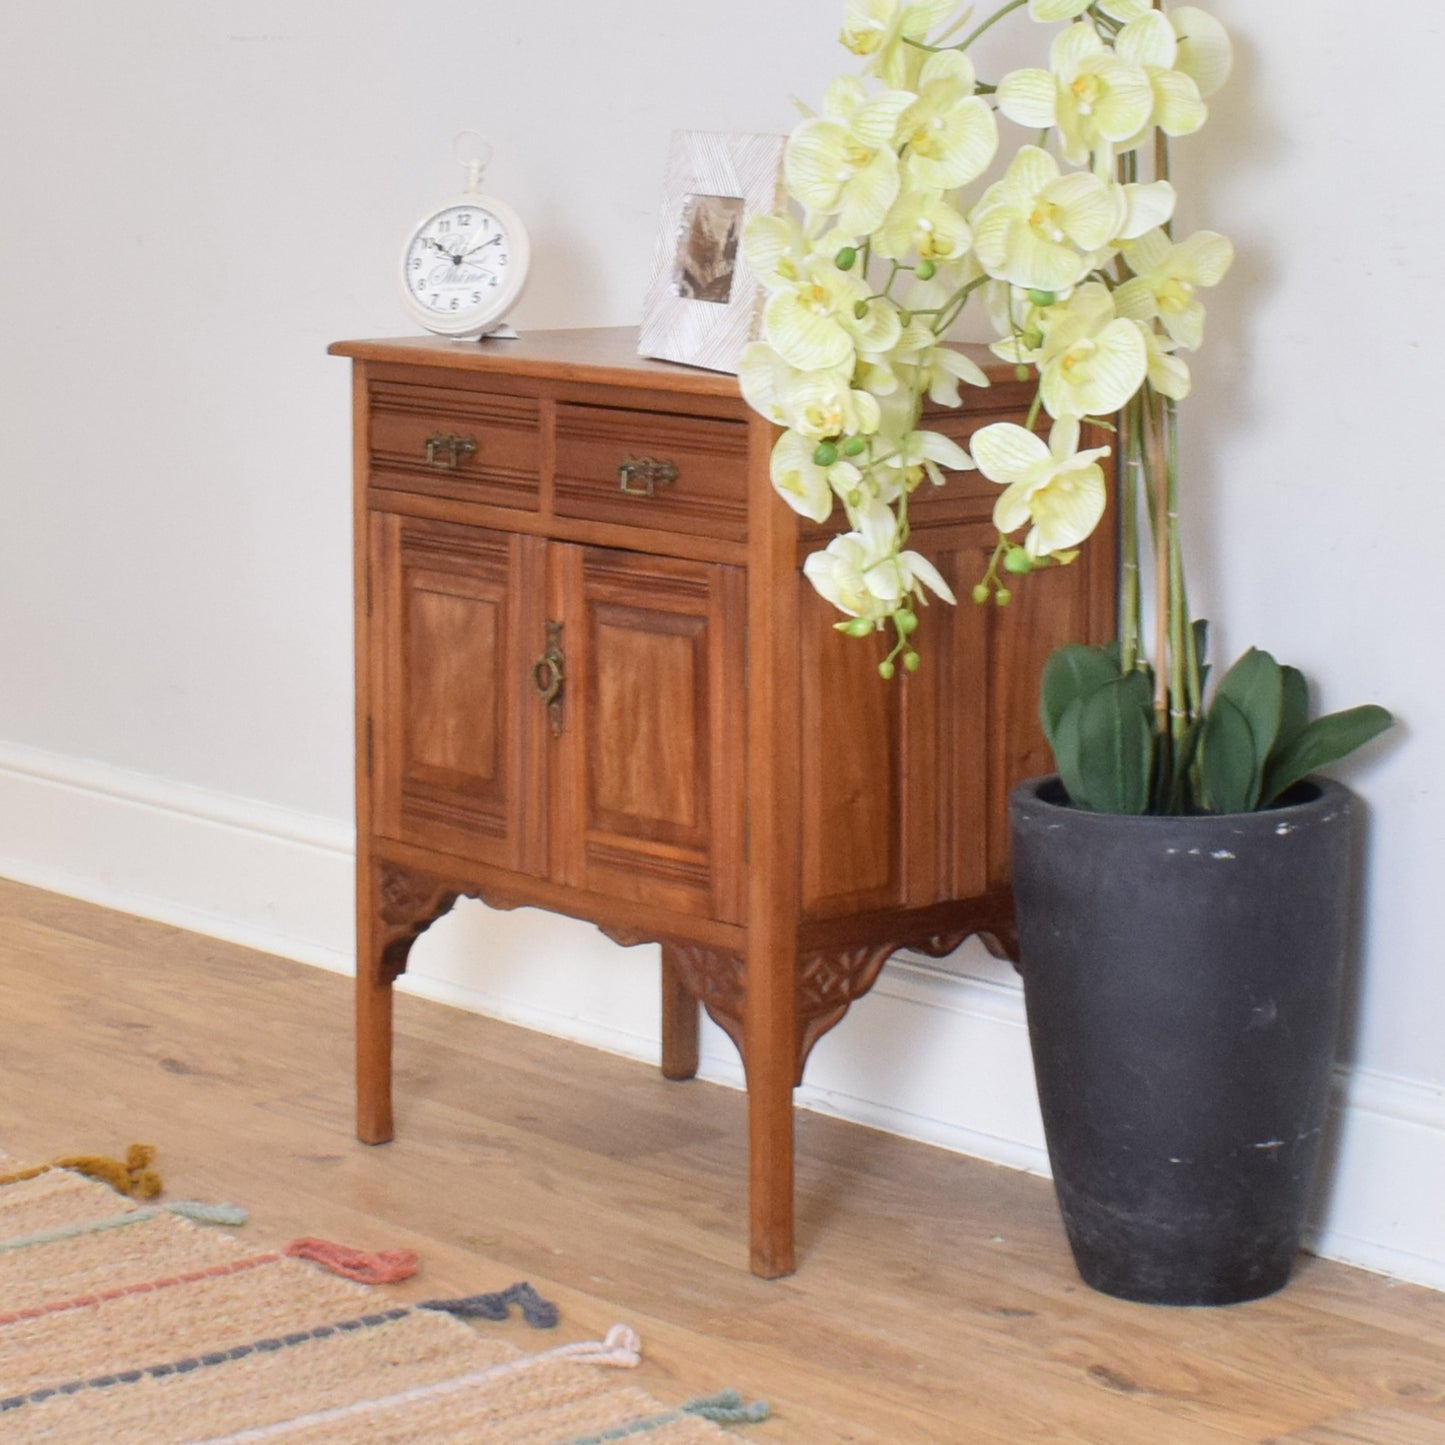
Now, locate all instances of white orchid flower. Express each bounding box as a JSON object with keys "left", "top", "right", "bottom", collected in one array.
[
  {"left": 784, "top": 78, "right": 915, "bottom": 239},
  {"left": 1035, "top": 283, "right": 1149, "bottom": 419},
  {"left": 785, "top": 368, "right": 883, "bottom": 441},
  {"left": 769, "top": 429, "right": 859, "bottom": 524},
  {"left": 840, "top": 0, "right": 957, "bottom": 88},
  {"left": 919, "top": 343, "right": 991, "bottom": 407},
  {"left": 896, "top": 51, "right": 999, "bottom": 193},
  {"left": 1170, "top": 5, "right": 1233, "bottom": 97},
  {"left": 1141, "top": 325, "right": 1193, "bottom": 401},
  {"left": 884, "top": 319, "right": 990, "bottom": 406},
  {"left": 1115, "top": 11, "right": 1207, "bottom": 144},
  {"left": 984, "top": 281, "right": 1061, "bottom": 364},
  {"left": 971, "top": 146, "right": 1123, "bottom": 291},
  {"left": 803, "top": 498, "right": 957, "bottom": 620},
  {"left": 998, "top": 24, "right": 1155, "bottom": 170},
  {"left": 882, "top": 427, "right": 977, "bottom": 492},
  {"left": 762, "top": 255, "right": 901, "bottom": 371},
  {"left": 737, "top": 342, "right": 798, "bottom": 427},
  {"left": 1114, "top": 179, "right": 1177, "bottom": 241},
  {"left": 973, "top": 416, "right": 1110, "bottom": 558},
  {"left": 742, "top": 213, "right": 813, "bottom": 292},
  {"left": 1115, "top": 226, "right": 1234, "bottom": 349},
  {"left": 874, "top": 187, "right": 973, "bottom": 263}
]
